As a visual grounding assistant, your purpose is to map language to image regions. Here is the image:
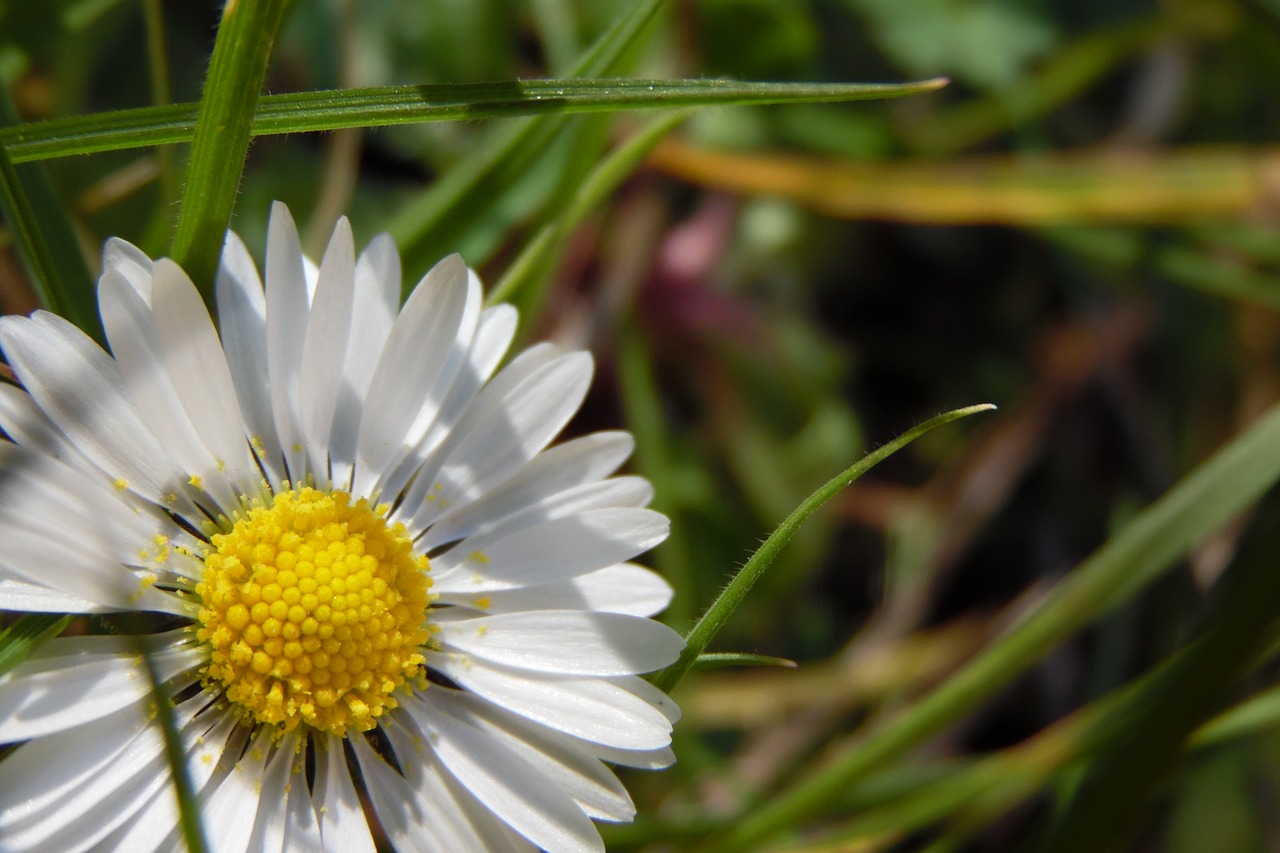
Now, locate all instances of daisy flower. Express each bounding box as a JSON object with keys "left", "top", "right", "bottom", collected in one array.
[{"left": 0, "top": 202, "right": 684, "bottom": 852}]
